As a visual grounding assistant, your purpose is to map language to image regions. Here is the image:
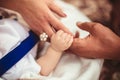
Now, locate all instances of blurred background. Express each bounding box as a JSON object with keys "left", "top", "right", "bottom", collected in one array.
[{"left": 63, "top": 0, "right": 120, "bottom": 80}]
